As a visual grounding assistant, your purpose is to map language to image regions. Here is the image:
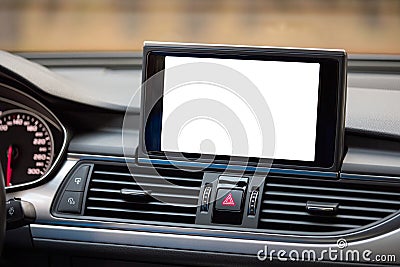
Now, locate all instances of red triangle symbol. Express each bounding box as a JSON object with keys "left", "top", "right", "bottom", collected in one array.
[{"left": 222, "top": 193, "right": 236, "bottom": 206}]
